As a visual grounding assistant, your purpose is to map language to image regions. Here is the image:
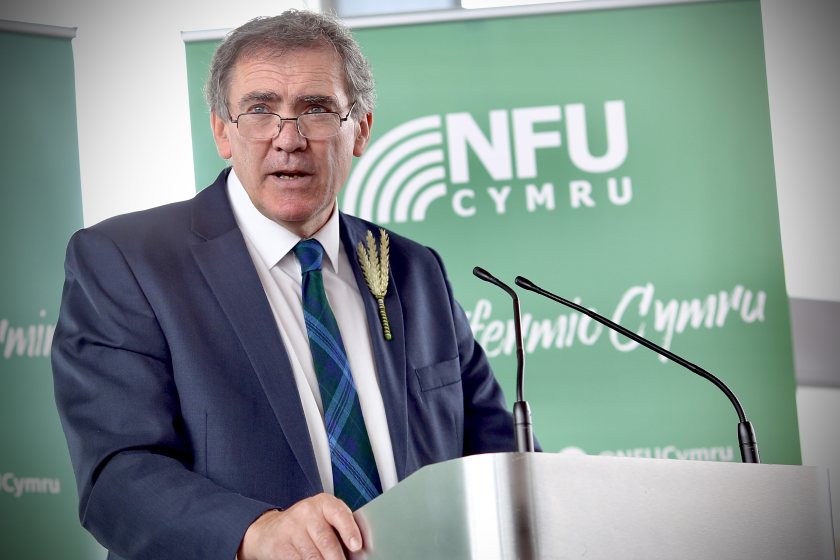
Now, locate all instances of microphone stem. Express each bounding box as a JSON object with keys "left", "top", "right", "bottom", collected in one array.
[
  {"left": 512, "top": 295, "right": 525, "bottom": 403},
  {"left": 519, "top": 280, "right": 747, "bottom": 422},
  {"left": 473, "top": 267, "right": 533, "bottom": 452},
  {"left": 516, "top": 276, "right": 760, "bottom": 463}
]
